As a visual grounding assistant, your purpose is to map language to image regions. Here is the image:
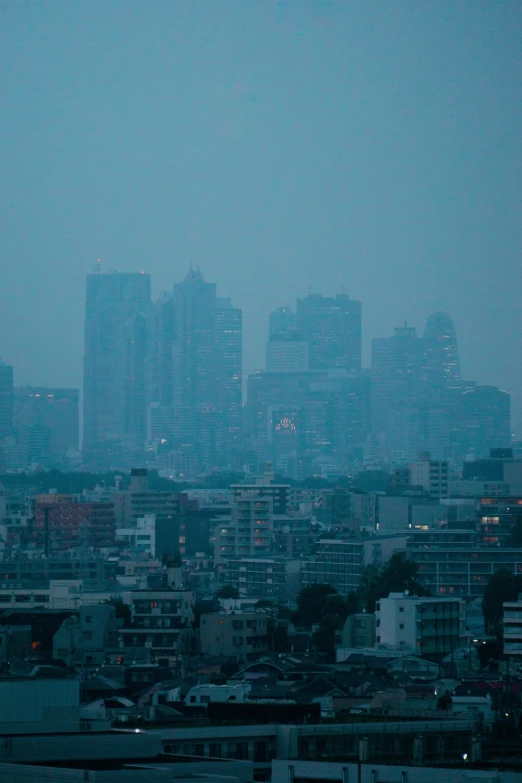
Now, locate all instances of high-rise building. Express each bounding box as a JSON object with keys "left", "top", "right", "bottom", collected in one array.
[
  {"left": 13, "top": 387, "right": 79, "bottom": 467},
  {"left": 371, "top": 325, "right": 427, "bottom": 442},
  {"left": 0, "top": 359, "right": 14, "bottom": 439},
  {"left": 423, "top": 311, "right": 461, "bottom": 385},
  {"left": 215, "top": 297, "right": 242, "bottom": 464},
  {"left": 266, "top": 334, "right": 309, "bottom": 372},
  {"left": 296, "top": 293, "right": 361, "bottom": 372},
  {"left": 151, "top": 270, "right": 243, "bottom": 469},
  {"left": 83, "top": 271, "right": 151, "bottom": 465},
  {"left": 268, "top": 305, "right": 297, "bottom": 339}
]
